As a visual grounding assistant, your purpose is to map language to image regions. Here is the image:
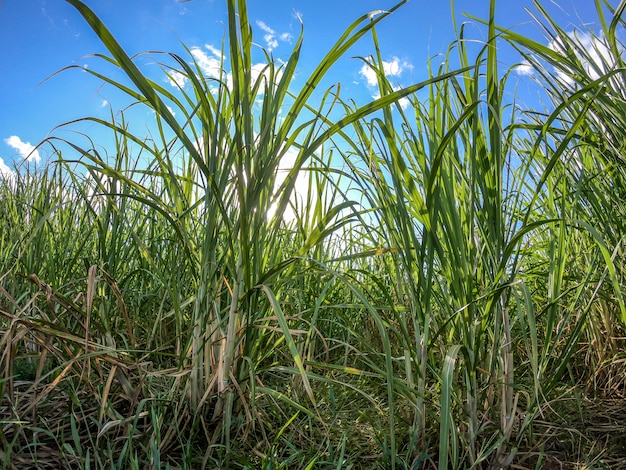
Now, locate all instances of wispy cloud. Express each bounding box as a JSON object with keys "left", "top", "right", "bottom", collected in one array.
[
  {"left": 40, "top": 0, "right": 59, "bottom": 29},
  {"left": 256, "top": 20, "right": 292, "bottom": 51},
  {"left": 204, "top": 44, "right": 223, "bottom": 57},
  {"left": 257, "top": 21, "right": 278, "bottom": 50},
  {"left": 4, "top": 136, "right": 41, "bottom": 164}
]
